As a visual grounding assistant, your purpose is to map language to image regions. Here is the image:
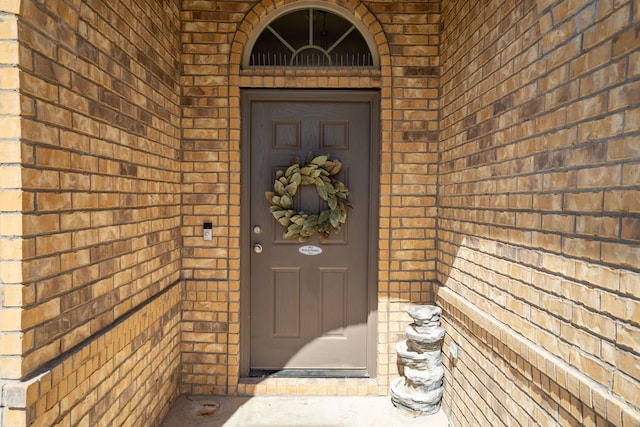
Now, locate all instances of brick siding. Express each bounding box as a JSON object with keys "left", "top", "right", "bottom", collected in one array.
[
  {"left": 438, "top": 0, "right": 639, "bottom": 425},
  {"left": 1, "top": 0, "right": 182, "bottom": 425},
  {"left": 0, "top": 0, "right": 638, "bottom": 426}
]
